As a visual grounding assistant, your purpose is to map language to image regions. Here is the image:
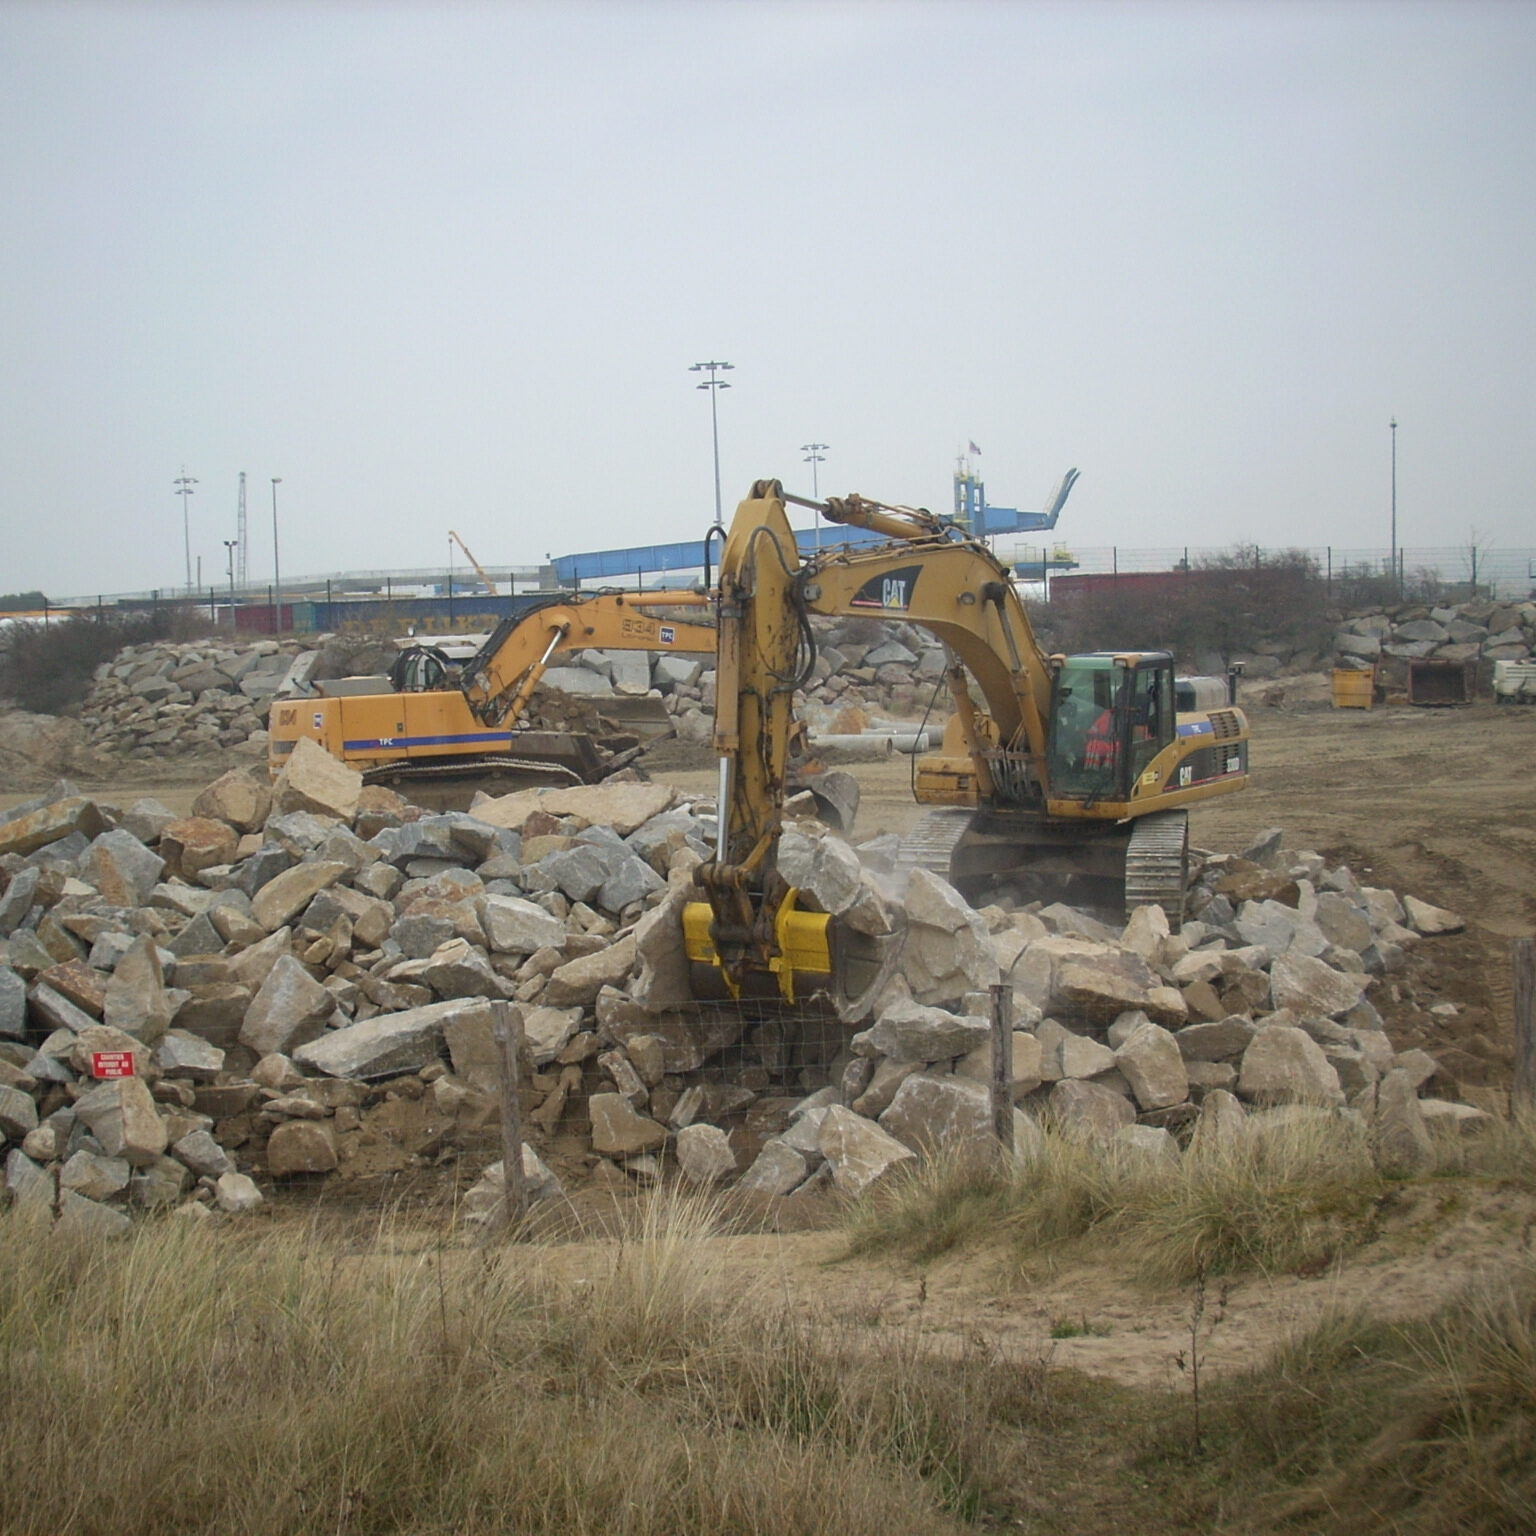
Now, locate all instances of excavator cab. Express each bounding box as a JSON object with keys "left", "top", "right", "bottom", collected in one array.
[{"left": 1047, "top": 653, "right": 1176, "bottom": 802}]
